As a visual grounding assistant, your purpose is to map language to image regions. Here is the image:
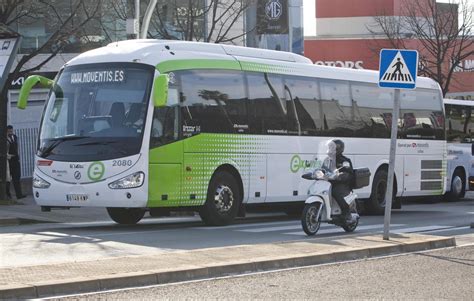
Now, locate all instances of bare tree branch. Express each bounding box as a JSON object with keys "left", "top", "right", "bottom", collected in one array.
[{"left": 367, "top": 0, "right": 473, "bottom": 96}]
